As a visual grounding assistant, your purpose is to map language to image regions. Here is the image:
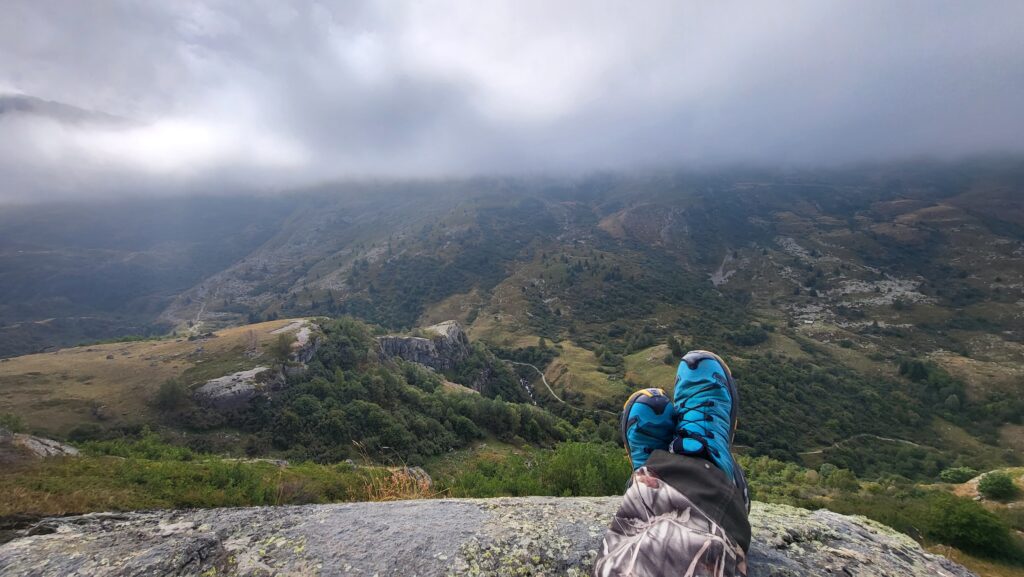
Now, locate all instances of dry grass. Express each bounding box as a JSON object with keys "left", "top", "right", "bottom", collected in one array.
[
  {"left": 761, "top": 332, "right": 813, "bottom": 360},
  {"left": 963, "top": 334, "right": 1024, "bottom": 366},
  {"left": 0, "top": 453, "right": 439, "bottom": 517},
  {"left": 0, "top": 318, "right": 311, "bottom": 436},
  {"left": 441, "top": 380, "right": 479, "bottom": 395},
  {"left": 421, "top": 439, "right": 525, "bottom": 481},
  {"left": 543, "top": 342, "right": 630, "bottom": 407},
  {"left": 466, "top": 261, "right": 546, "bottom": 348},
  {"left": 349, "top": 441, "right": 441, "bottom": 502},
  {"left": 1, "top": 480, "right": 140, "bottom": 517},
  {"left": 951, "top": 467, "right": 1024, "bottom": 502},
  {"left": 418, "top": 289, "right": 486, "bottom": 327},
  {"left": 623, "top": 345, "right": 677, "bottom": 392},
  {"left": 1000, "top": 425, "right": 1024, "bottom": 454},
  {"left": 929, "top": 350, "right": 1024, "bottom": 402},
  {"left": 596, "top": 211, "right": 627, "bottom": 239},
  {"left": 468, "top": 315, "right": 539, "bottom": 348},
  {"left": 364, "top": 467, "right": 438, "bottom": 501},
  {"left": 932, "top": 419, "right": 1009, "bottom": 471}
]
